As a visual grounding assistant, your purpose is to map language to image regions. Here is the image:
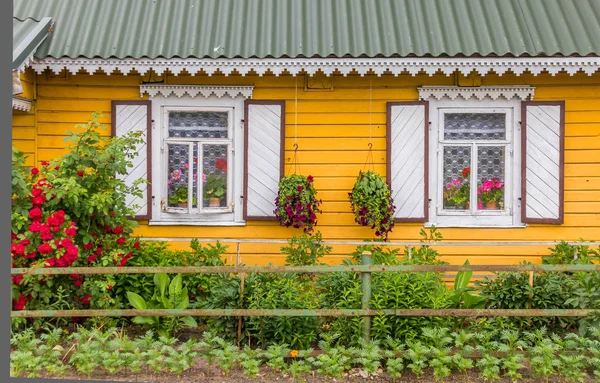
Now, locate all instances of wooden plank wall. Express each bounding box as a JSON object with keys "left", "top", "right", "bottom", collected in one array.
[
  {"left": 16, "top": 70, "right": 600, "bottom": 266},
  {"left": 12, "top": 68, "right": 37, "bottom": 166}
]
